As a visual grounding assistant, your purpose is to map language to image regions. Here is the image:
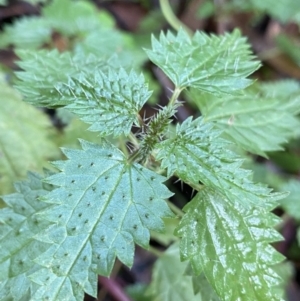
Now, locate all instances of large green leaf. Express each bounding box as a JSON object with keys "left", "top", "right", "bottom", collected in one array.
[
  {"left": 147, "top": 243, "right": 220, "bottom": 301},
  {"left": 29, "top": 140, "right": 173, "bottom": 299},
  {"left": 0, "top": 172, "right": 53, "bottom": 301},
  {"left": 189, "top": 80, "right": 300, "bottom": 156},
  {"left": 156, "top": 117, "right": 281, "bottom": 208},
  {"left": 15, "top": 51, "right": 150, "bottom": 137},
  {"left": 0, "top": 77, "right": 59, "bottom": 194},
  {"left": 145, "top": 28, "right": 260, "bottom": 93},
  {"left": 175, "top": 188, "right": 285, "bottom": 301}
]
